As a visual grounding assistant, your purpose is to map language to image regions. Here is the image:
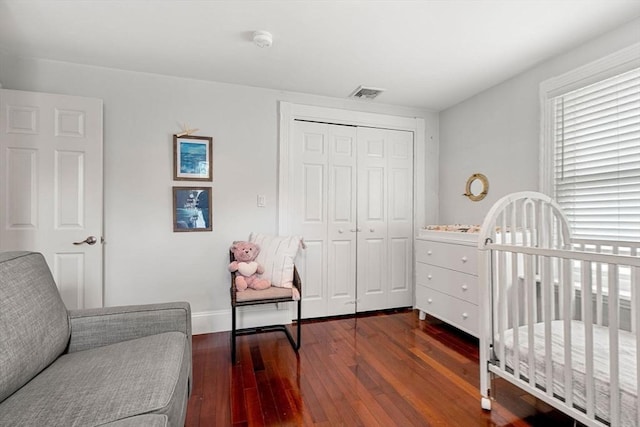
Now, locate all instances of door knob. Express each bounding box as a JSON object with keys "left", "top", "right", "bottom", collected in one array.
[
  {"left": 338, "top": 229, "right": 344, "bottom": 234},
  {"left": 73, "top": 236, "right": 98, "bottom": 246}
]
